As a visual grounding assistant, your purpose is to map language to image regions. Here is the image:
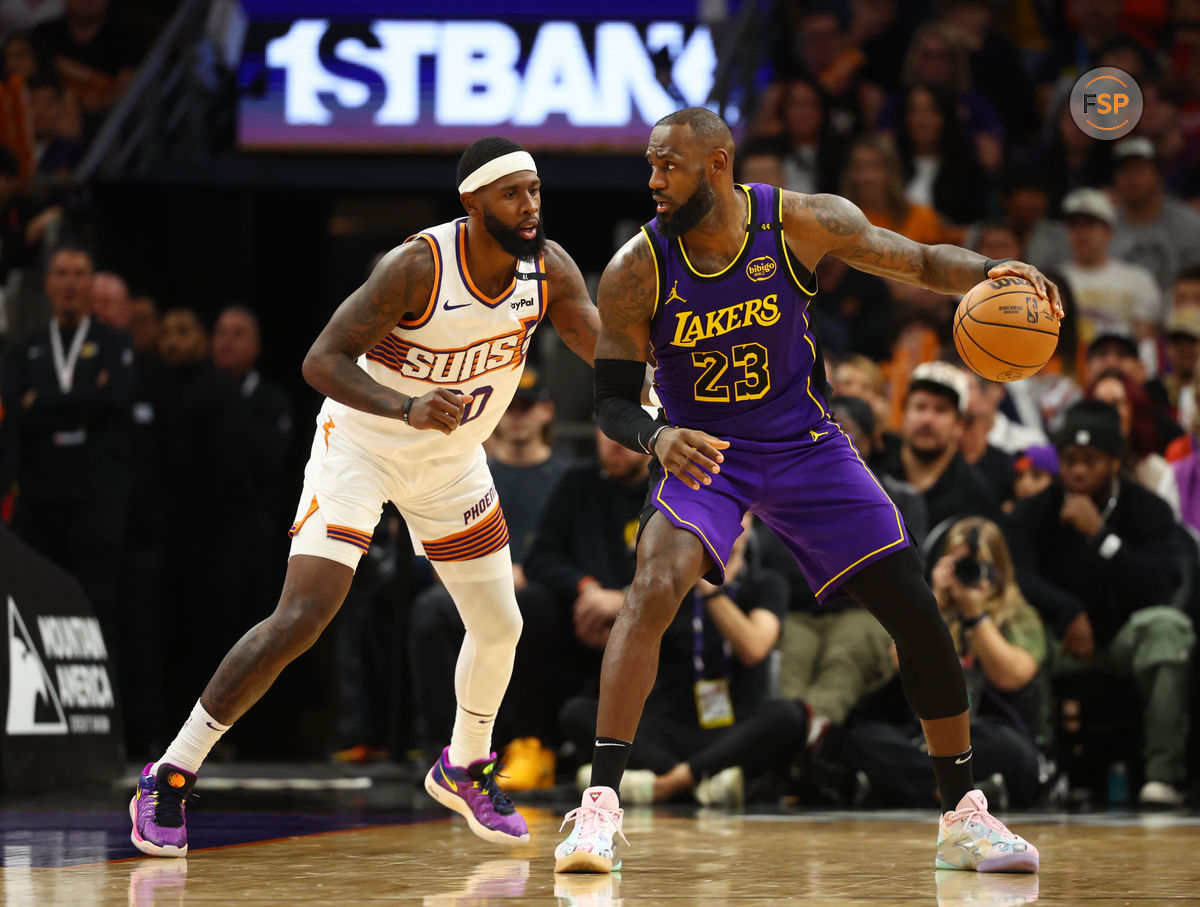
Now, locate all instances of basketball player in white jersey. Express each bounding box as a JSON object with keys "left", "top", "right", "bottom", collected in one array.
[{"left": 130, "top": 137, "right": 605, "bottom": 856}]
